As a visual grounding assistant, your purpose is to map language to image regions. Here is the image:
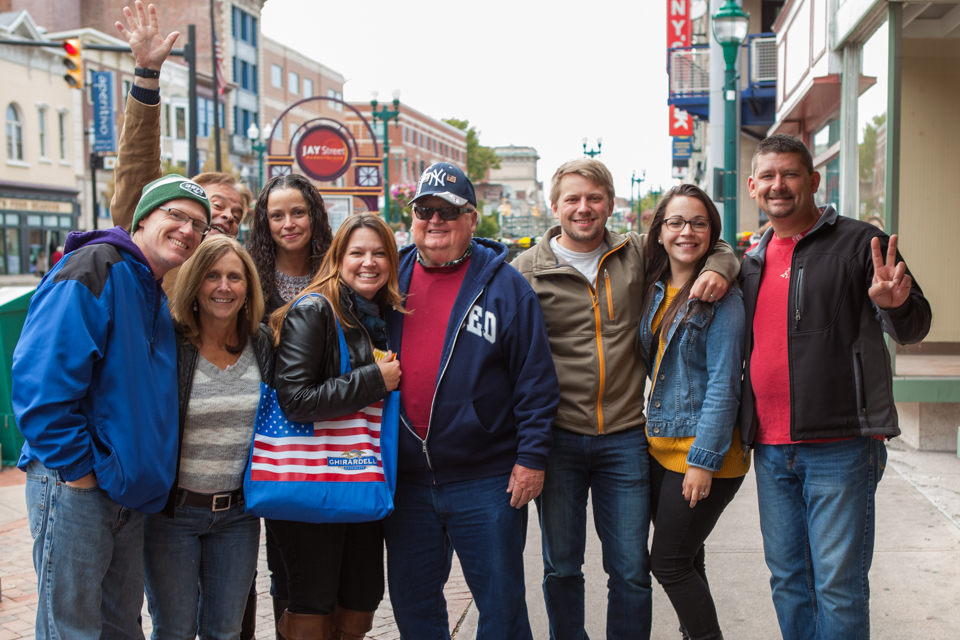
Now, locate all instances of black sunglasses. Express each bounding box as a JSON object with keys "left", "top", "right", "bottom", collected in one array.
[{"left": 413, "top": 205, "right": 474, "bottom": 221}]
